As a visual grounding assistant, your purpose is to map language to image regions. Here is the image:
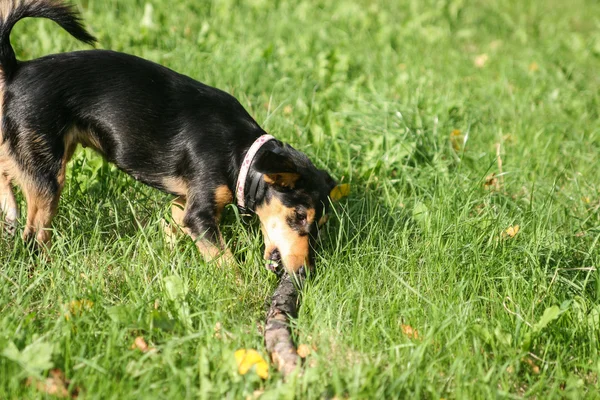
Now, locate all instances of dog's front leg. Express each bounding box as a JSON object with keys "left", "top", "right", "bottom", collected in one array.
[{"left": 174, "top": 194, "right": 234, "bottom": 266}]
